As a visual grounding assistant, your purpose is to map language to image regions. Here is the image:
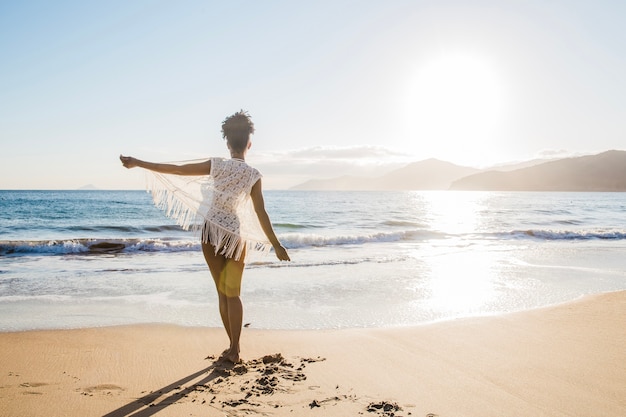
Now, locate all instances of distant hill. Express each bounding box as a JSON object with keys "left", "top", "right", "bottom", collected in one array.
[
  {"left": 290, "top": 159, "right": 479, "bottom": 190},
  {"left": 375, "top": 159, "right": 480, "bottom": 190},
  {"left": 291, "top": 175, "right": 374, "bottom": 191},
  {"left": 78, "top": 184, "right": 99, "bottom": 190},
  {"left": 487, "top": 157, "right": 558, "bottom": 172},
  {"left": 450, "top": 150, "right": 626, "bottom": 191}
]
